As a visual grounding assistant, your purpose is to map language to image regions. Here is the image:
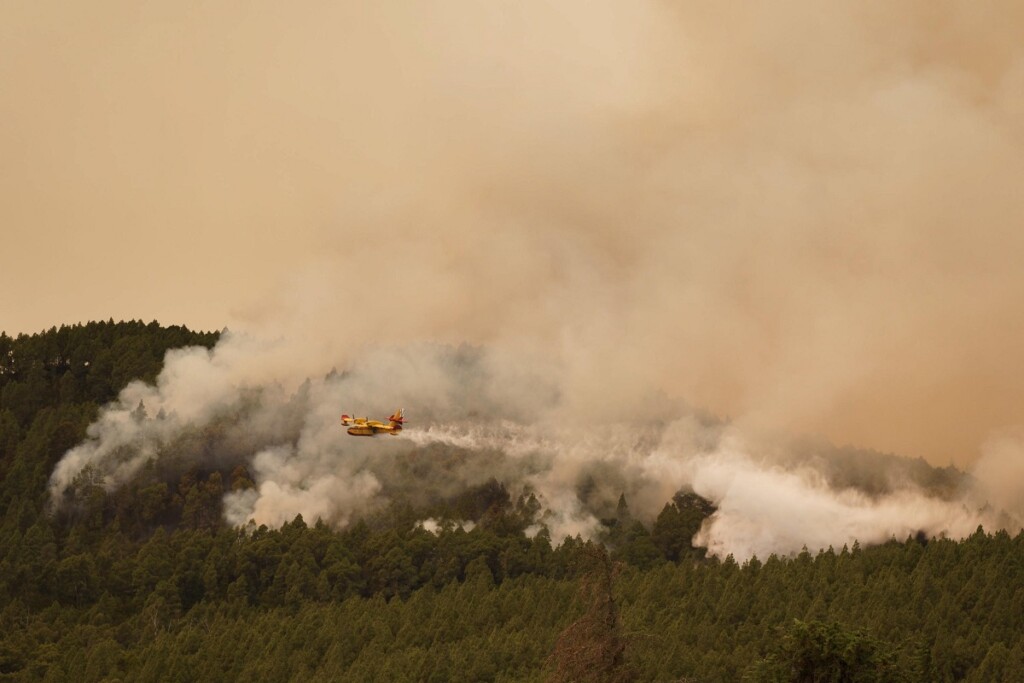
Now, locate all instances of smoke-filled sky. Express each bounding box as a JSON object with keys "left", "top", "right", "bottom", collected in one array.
[{"left": 4, "top": 1, "right": 1024, "bottom": 466}]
